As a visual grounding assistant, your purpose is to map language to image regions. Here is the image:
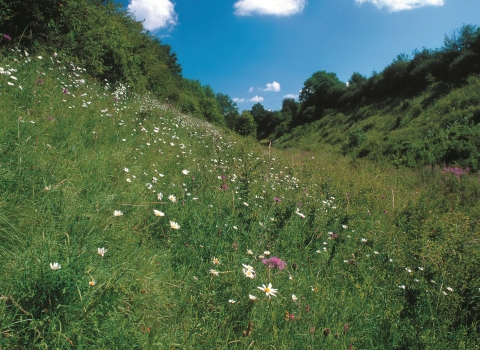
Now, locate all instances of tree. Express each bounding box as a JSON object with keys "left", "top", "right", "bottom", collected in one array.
[
  {"left": 235, "top": 111, "right": 257, "bottom": 137},
  {"left": 299, "top": 70, "right": 346, "bottom": 112},
  {"left": 348, "top": 72, "right": 367, "bottom": 86},
  {"left": 199, "top": 97, "right": 224, "bottom": 126},
  {"left": 216, "top": 93, "right": 239, "bottom": 129}
]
